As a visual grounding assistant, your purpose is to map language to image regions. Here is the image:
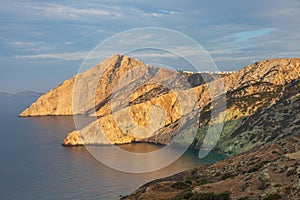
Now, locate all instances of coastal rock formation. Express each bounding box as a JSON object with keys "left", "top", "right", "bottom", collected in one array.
[
  {"left": 63, "top": 58, "right": 299, "bottom": 147},
  {"left": 122, "top": 81, "right": 300, "bottom": 199},
  {"left": 128, "top": 58, "right": 300, "bottom": 151},
  {"left": 20, "top": 55, "right": 300, "bottom": 150},
  {"left": 19, "top": 54, "right": 300, "bottom": 199},
  {"left": 20, "top": 54, "right": 222, "bottom": 117}
]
